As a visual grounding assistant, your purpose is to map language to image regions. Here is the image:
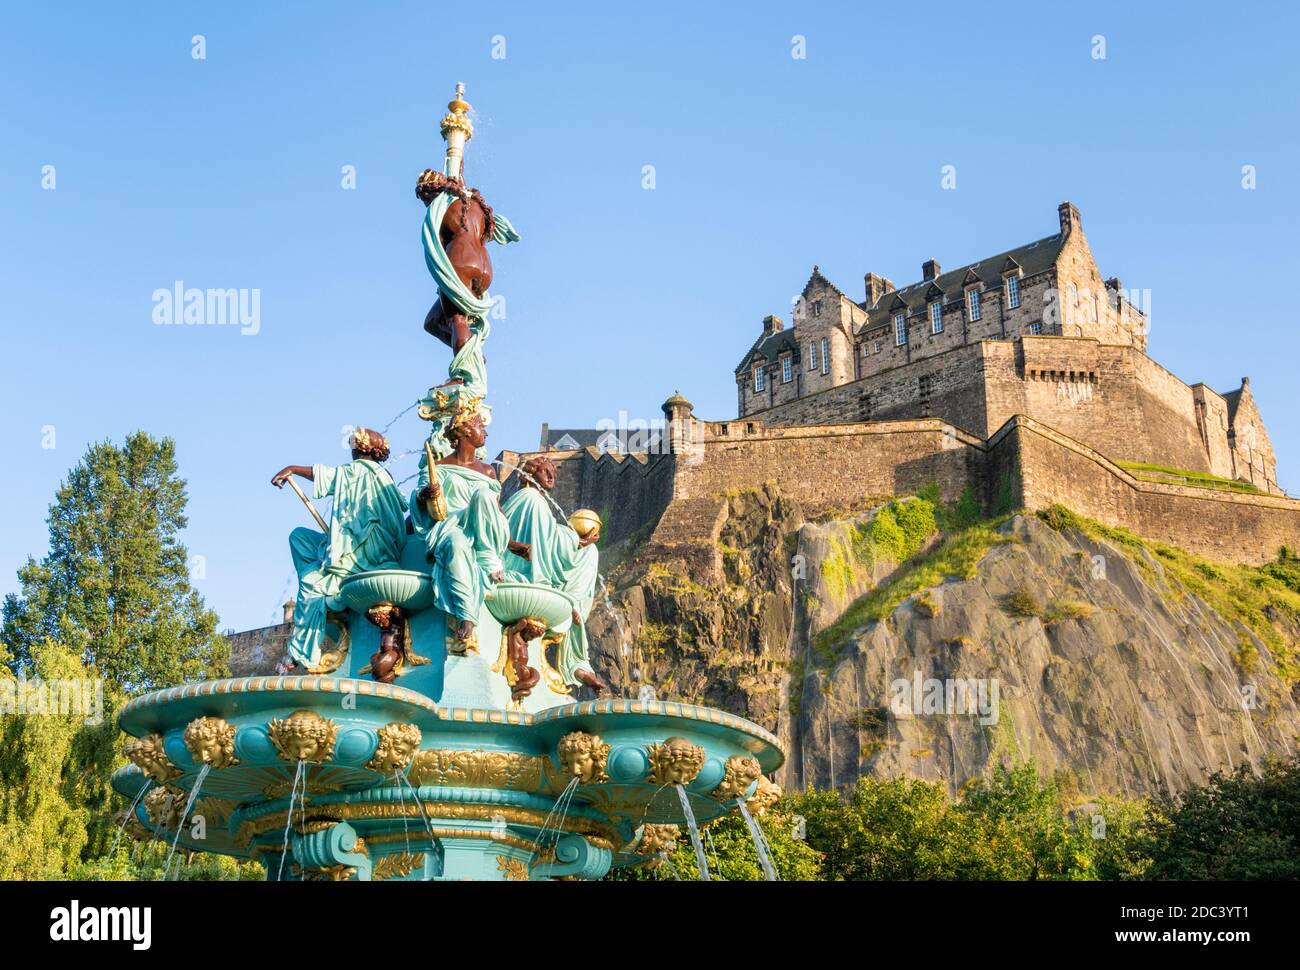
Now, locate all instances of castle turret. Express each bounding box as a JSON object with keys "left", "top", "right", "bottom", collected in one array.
[{"left": 662, "top": 390, "right": 697, "bottom": 455}]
